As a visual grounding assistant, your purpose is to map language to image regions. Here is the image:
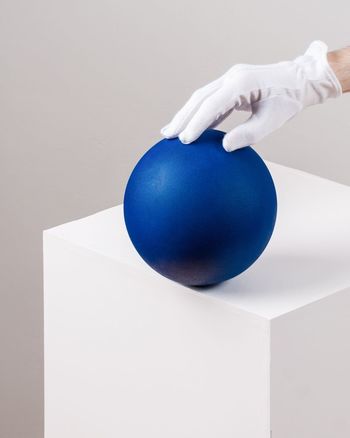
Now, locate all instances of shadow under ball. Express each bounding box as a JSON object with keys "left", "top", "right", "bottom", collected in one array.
[{"left": 123, "top": 129, "right": 277, "bottom": 286}]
